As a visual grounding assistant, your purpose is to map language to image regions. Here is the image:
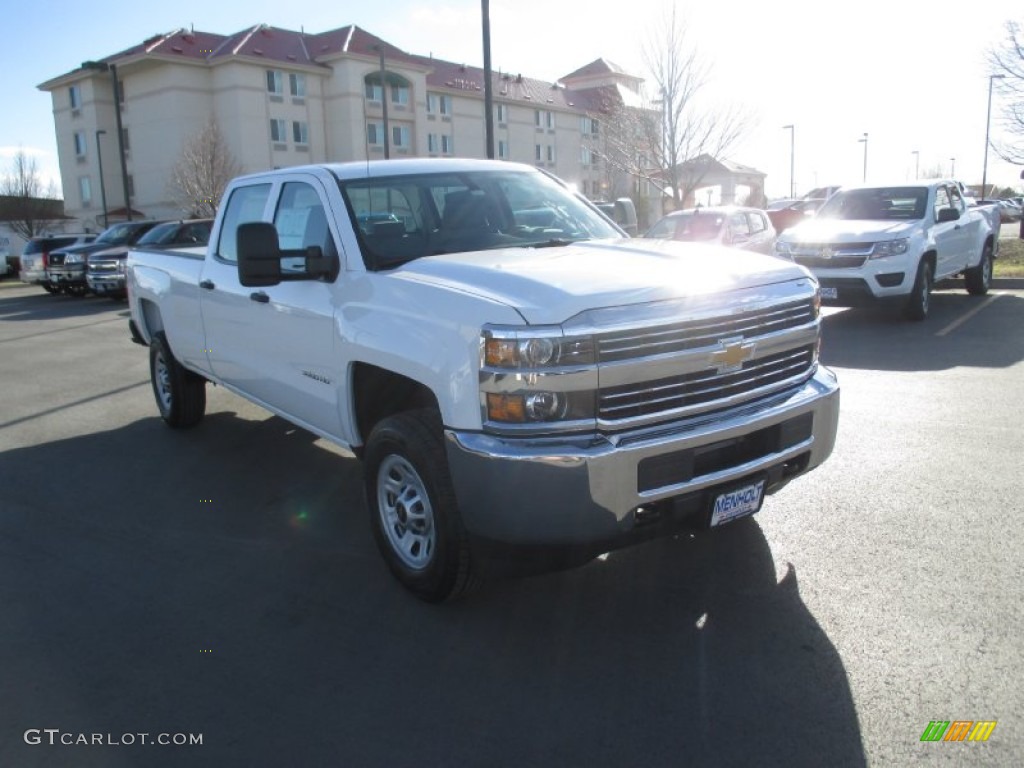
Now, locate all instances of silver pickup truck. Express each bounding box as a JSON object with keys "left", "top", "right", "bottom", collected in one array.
[{"left": 128, "top": 159, "right": 840, "bottom": 601}]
